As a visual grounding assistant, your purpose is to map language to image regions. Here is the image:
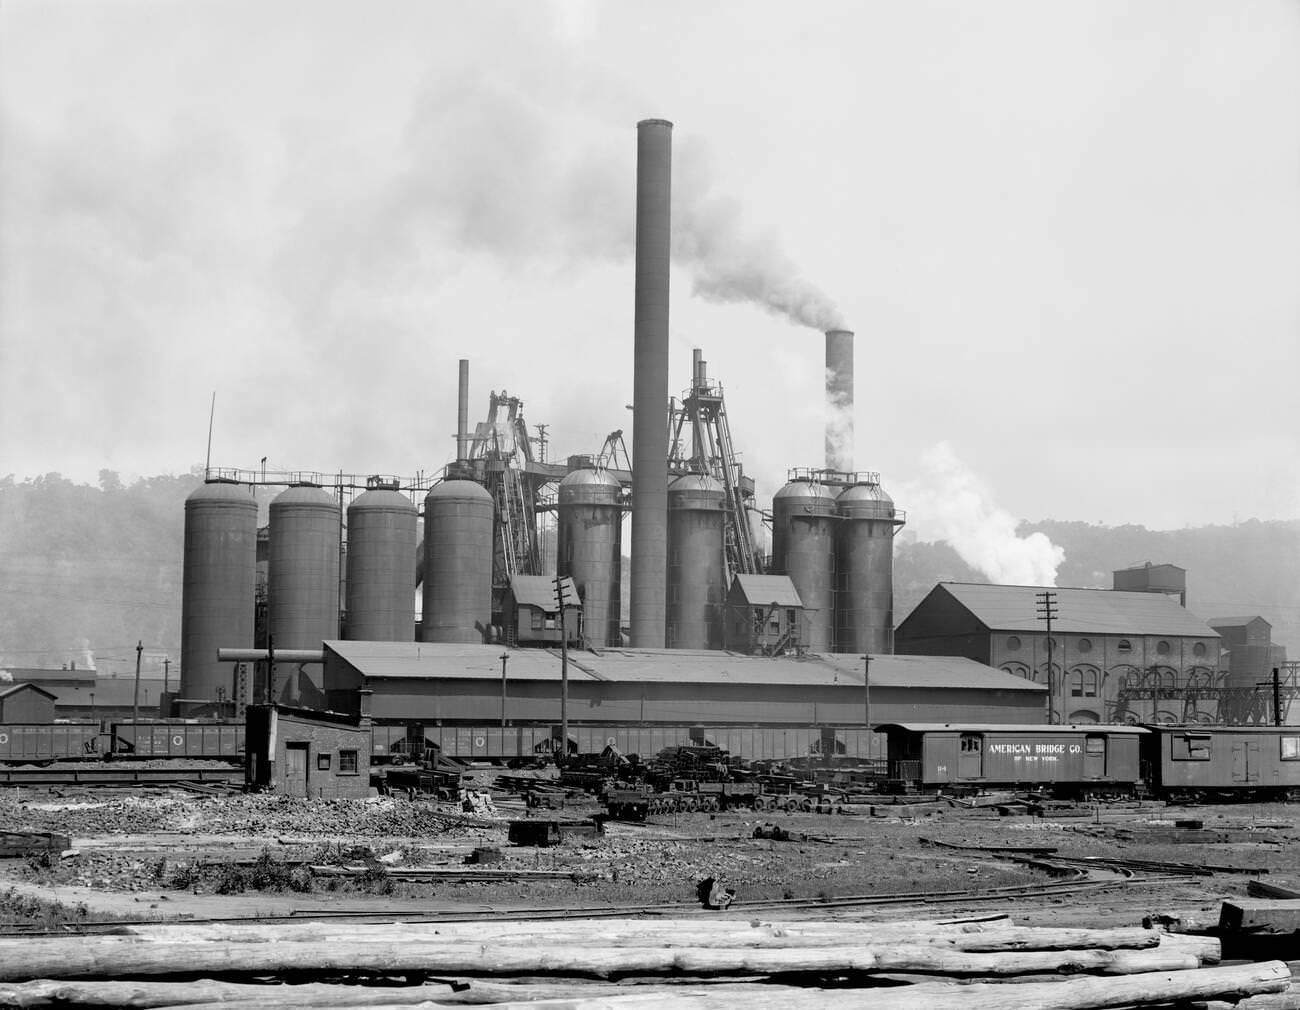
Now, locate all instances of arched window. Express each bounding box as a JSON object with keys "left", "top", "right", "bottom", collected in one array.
[{"left": 1071, "top": 668, "right": 1099, "bottom": 698}]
